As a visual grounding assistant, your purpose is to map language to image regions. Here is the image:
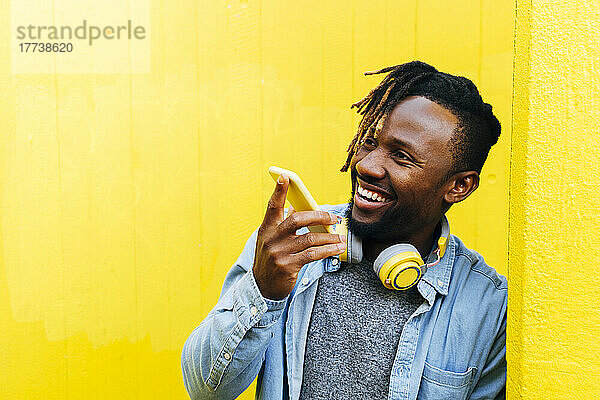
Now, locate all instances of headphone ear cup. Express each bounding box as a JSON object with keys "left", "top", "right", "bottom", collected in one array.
[
  {"left": 333, "top": 219, "right": 363, "bottom": 264},
  {"left": 346, "top": 229, "right": 363, "bottom": 264},
  {"left": 373, "top": 244, "right": 425, "bottom": 290}
]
